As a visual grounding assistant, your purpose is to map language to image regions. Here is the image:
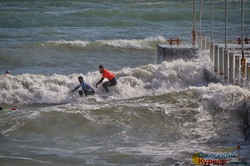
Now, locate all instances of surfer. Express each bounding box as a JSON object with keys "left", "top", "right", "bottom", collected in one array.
[
  {"left": 71, "top": 76, "right": 95, "bottom": 97},
  {"left": 96, "top": 65, "right": 117, "bottom": 93}
]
